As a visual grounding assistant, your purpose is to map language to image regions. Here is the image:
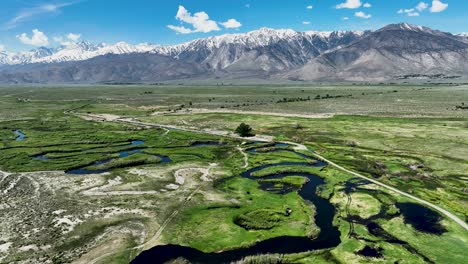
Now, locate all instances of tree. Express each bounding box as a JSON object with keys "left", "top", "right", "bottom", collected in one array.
[{"left": 235, "top": 123, "right": 254, "bottom": 137}]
